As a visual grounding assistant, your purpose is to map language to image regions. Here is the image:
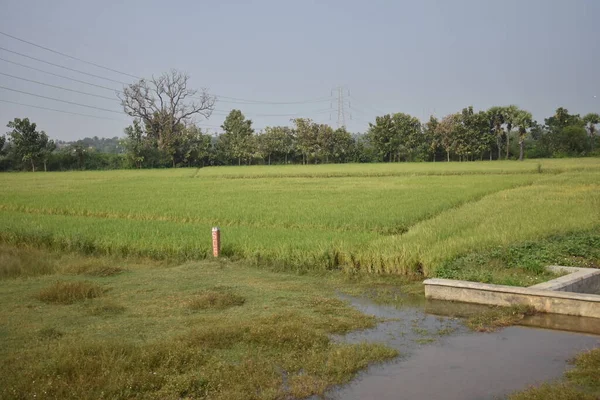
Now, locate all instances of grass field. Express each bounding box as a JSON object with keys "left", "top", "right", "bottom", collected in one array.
[
  {"left": 0, "top": 246, "right": 403, "bottom": 399},
  {"left": 1, "top": 159, "right": 599, "bottom": 281},
  {"left": 1, "top": 159, "right": 599, "bottom": 399}
]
